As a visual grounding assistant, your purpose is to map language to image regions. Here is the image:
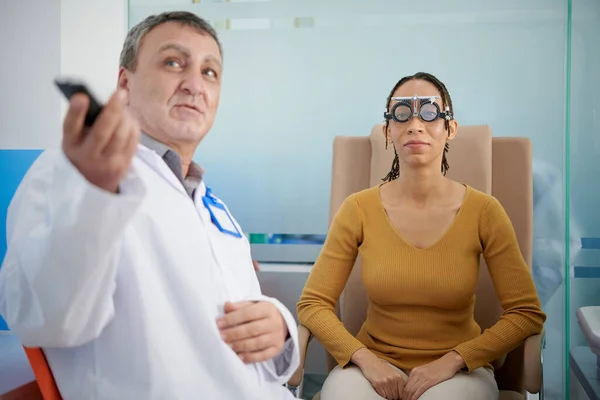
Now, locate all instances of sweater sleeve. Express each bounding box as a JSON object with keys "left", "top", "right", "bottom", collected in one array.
[
  {"left": 453, "top": 196, "right": 546, "bottom": 371},
  {"left": 297, "top": 194, "right": 366, "bottom": 367}
]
